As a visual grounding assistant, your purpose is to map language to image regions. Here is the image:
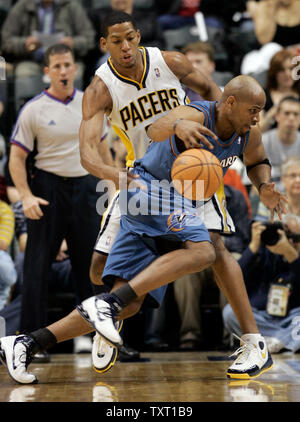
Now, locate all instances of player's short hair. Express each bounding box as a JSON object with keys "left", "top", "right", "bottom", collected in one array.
[
  {"left": 181, "top": 41, "right": 215, "bottom": 63},
  {"left": 102, "top": 11, "right": 138, "bottom": 38},
  {"left": 44, "top": 44, "right": 75, "bottom": 66}
]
